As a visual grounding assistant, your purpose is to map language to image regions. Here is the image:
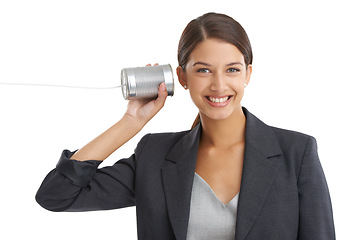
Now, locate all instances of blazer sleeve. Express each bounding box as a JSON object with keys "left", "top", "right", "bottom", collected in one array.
[
  {"left": 297, "top": 136, "right": 336, "bottom": 239},
  {"left": 35, "top": 134, "right": 150, "bottom": 212}
]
